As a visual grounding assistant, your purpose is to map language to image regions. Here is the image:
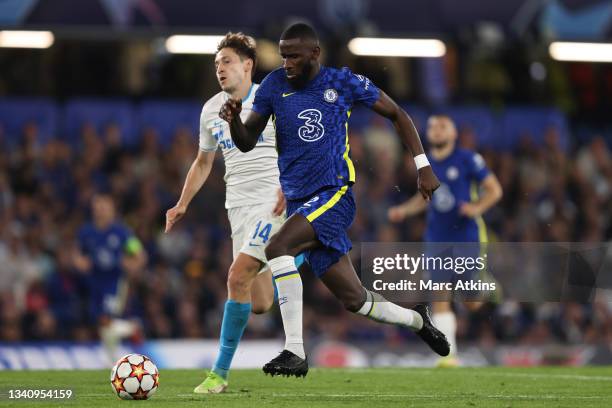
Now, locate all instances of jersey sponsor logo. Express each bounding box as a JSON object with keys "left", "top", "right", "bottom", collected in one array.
[
  {"left": 282, "top": 92, "right": 297, "bottom": 97},
  {"left": 446, "top": 166, "right": 459, "bottom": 180},
  {"left": 297, "top": 109, "right": 325, "bottom": 142},
  {"left": 323, "top": 88, "right": 338, "bottom": 103},
  {"left": 432, "top": 183, "right": 455, "bottom": 213},
  {"left": 355, "top": 74, "right": 371, "bottom": 90},
  {"left": 212, "top": 117, "right": 265, "bottom": 150}
]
